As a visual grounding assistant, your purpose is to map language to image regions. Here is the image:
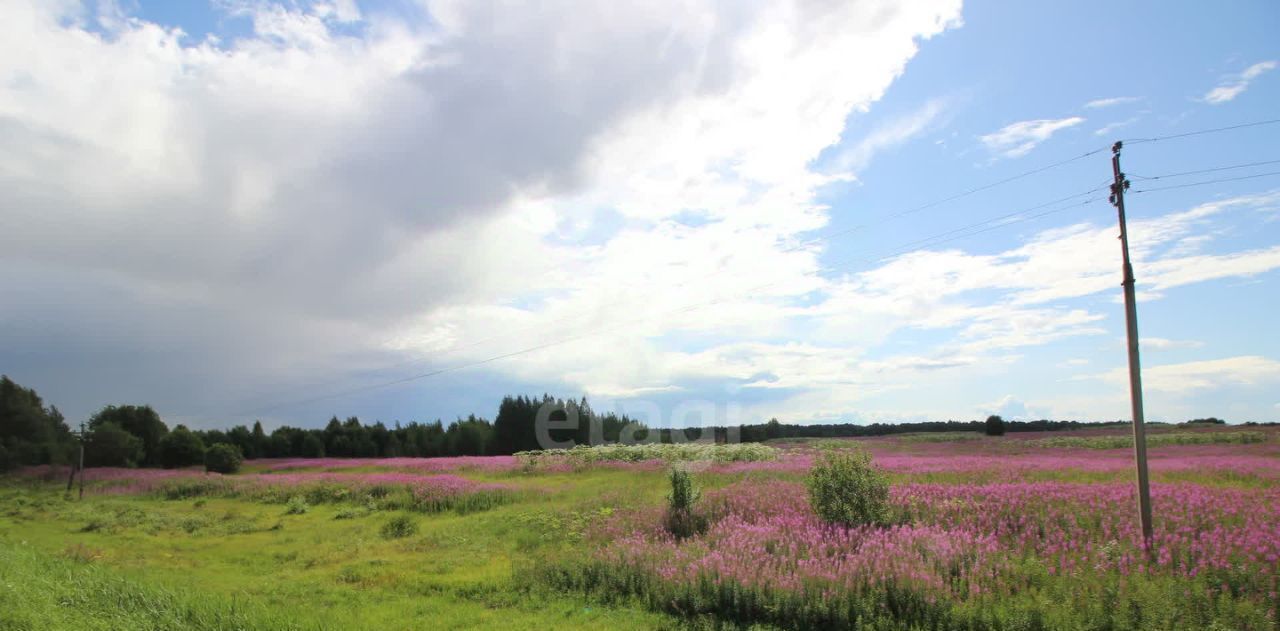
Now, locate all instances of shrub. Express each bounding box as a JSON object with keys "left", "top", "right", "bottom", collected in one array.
[
  {"left": 158, "top": 427, "right": 206, "bottom": 469},
  {"left": 333, "top": 508, "right": 363, "bottom": 520},
  {"left": 336, "top": 565, "right": 364, "bottom": 584},
  {"left": 380, "top": 514, "right": 417, "bottom": 539},
  {"left": 283, "top": 495, "right": 309, "bottom": 515},
  {"left": 664, "top": 466, "right": 705, "bottom": 538},
  {"left": 805, "top": 448, "right": 890, "bottom": 527},
  {"left": 984, "top": 415, "right": 1006, "bottom": 436},
  {"left": 203, "top": 443, "right": 243, "bottom": 474},
  {"left": 85, "top": 422, "right": 145, "bottom": 468},
  {"left": 159, "top": 479, "right": 226, "bottom": 500}
]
